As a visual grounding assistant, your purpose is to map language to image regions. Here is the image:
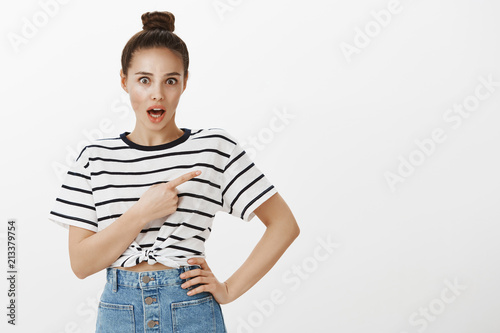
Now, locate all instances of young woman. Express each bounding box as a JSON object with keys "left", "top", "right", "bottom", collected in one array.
[{"left": 49, "top": 11, "right": 299, "bottom": 333}]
